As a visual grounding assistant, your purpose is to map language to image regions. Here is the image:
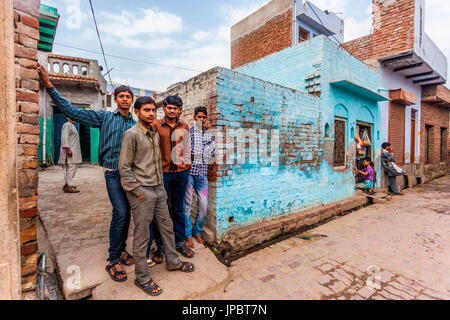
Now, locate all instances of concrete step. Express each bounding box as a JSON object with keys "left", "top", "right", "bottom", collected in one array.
[{"left": 56, "top": 243, "right": 229, "bottom": 300}]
